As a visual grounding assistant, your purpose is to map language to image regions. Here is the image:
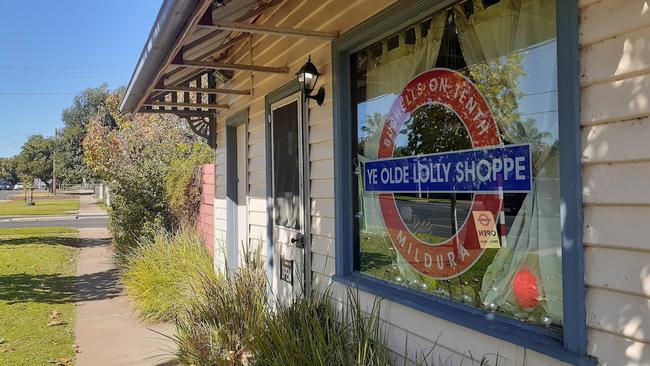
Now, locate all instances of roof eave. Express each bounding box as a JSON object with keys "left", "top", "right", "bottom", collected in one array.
[{"left": 119, "top": 0, "right": 202, "bottom": 113}]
